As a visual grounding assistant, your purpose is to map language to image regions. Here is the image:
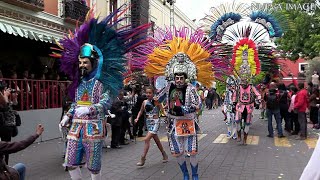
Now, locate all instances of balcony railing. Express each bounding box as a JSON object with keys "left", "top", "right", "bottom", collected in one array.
[
  {"left": 2, "top": 78, "right": 71, "bottom": 111},
  {"left": 1, "top": 0, "right": 44, "bottom": 11},
  {"left": 63, "top": 0, "right": 89, "bottom": 23}
]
